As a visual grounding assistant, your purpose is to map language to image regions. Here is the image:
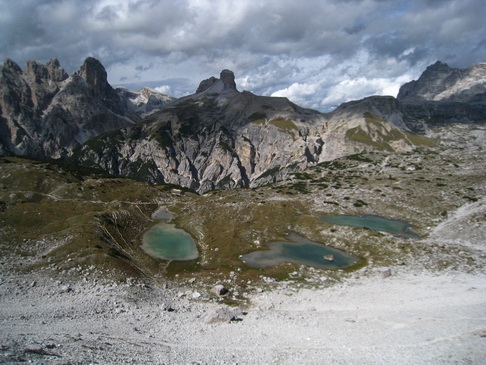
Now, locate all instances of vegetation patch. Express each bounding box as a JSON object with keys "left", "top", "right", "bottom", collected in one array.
[{"left": 269, "top": 117, "right": 297, "bottom": 133}]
